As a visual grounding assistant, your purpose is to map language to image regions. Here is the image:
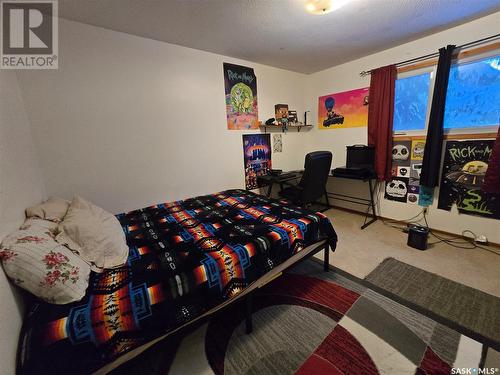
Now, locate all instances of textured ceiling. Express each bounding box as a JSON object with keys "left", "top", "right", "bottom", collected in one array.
[{"left": 58, "top": 0, "right": 500, "bottom": 74}]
